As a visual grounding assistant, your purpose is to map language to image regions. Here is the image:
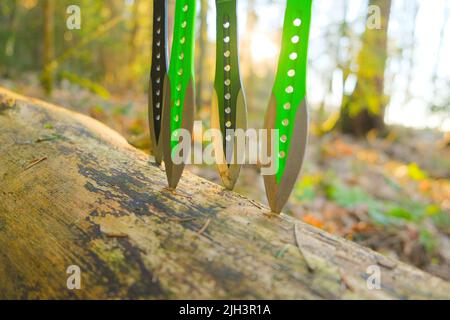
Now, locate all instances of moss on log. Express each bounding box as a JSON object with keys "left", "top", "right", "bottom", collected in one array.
[{"left": 0, "top": 87, "right": 449, "bottom": 299}]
